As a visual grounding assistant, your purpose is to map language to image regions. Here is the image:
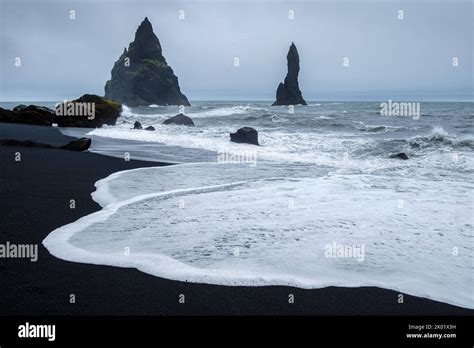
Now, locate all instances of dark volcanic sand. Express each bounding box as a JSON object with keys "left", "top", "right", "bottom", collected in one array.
[{"left": 0, "top": 124, "right": 472, "bottom": 315}]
